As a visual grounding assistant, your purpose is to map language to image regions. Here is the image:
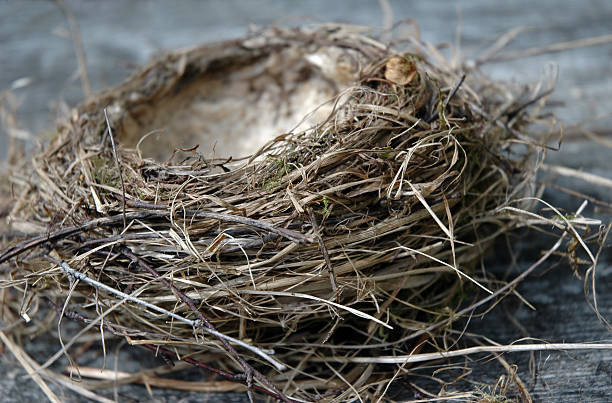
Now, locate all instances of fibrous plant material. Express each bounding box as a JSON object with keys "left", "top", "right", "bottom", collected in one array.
[{"left": 0, "top": 25, "right": 597, "bottom": 401}]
